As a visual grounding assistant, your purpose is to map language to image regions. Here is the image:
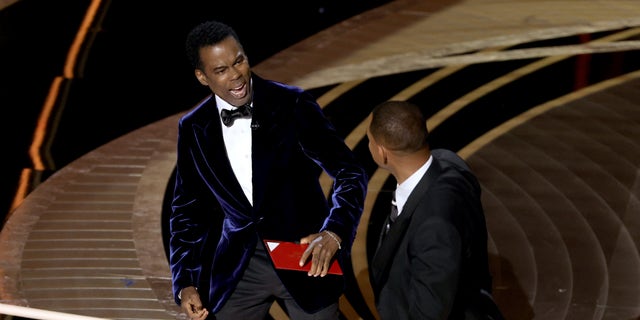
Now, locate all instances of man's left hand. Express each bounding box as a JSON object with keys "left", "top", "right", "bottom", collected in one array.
[{"left": 299, "top": 231, "right": 341, "bottom": 277}]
